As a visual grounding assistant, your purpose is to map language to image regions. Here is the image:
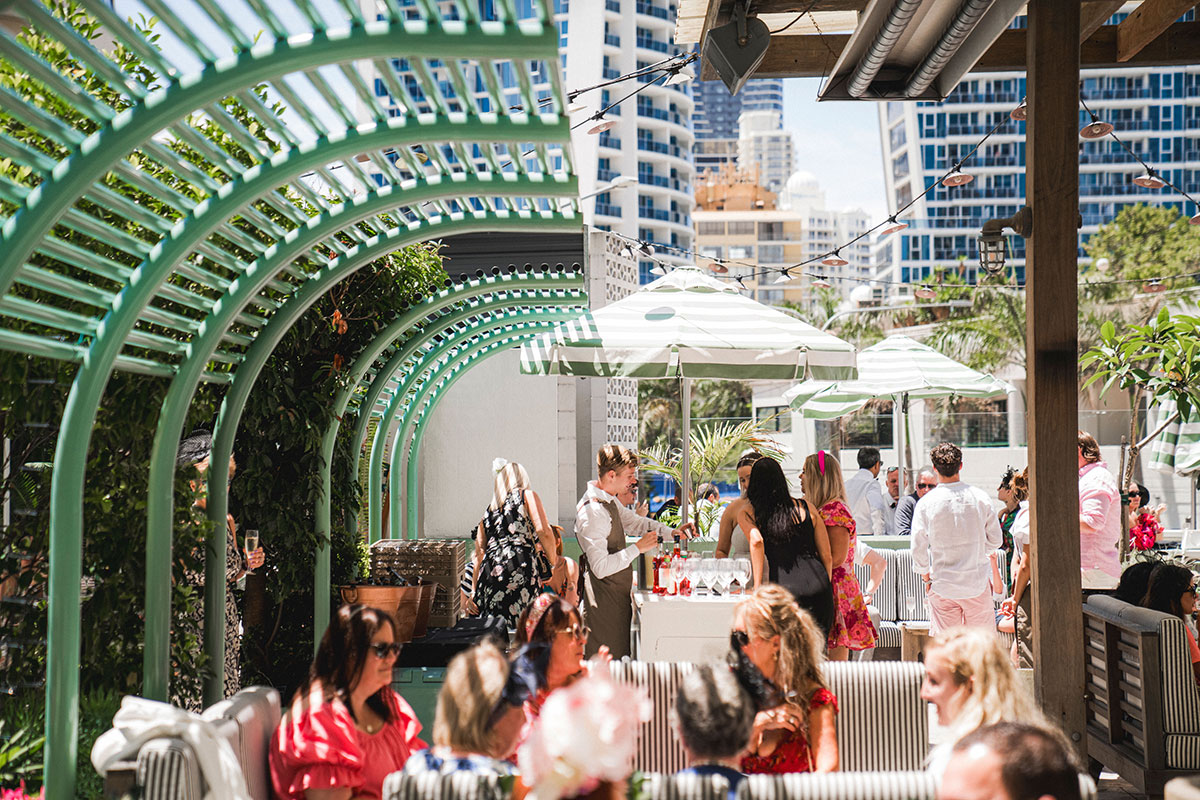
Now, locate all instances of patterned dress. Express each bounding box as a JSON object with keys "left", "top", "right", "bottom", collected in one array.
[
  {"left": 740, "top": 688, "right": 838, "bottom": 774},
  {"left": 474, "top": 489, "right": 550, "bottom": 626},
  {"left": 819, "top": 500, "right": 877, "bottom": 651}
]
